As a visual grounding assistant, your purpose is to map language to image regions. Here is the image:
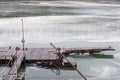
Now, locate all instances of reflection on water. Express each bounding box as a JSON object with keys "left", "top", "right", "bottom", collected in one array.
[{"left": 0, "top": 1, "right": 120, "bottom": 80}]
